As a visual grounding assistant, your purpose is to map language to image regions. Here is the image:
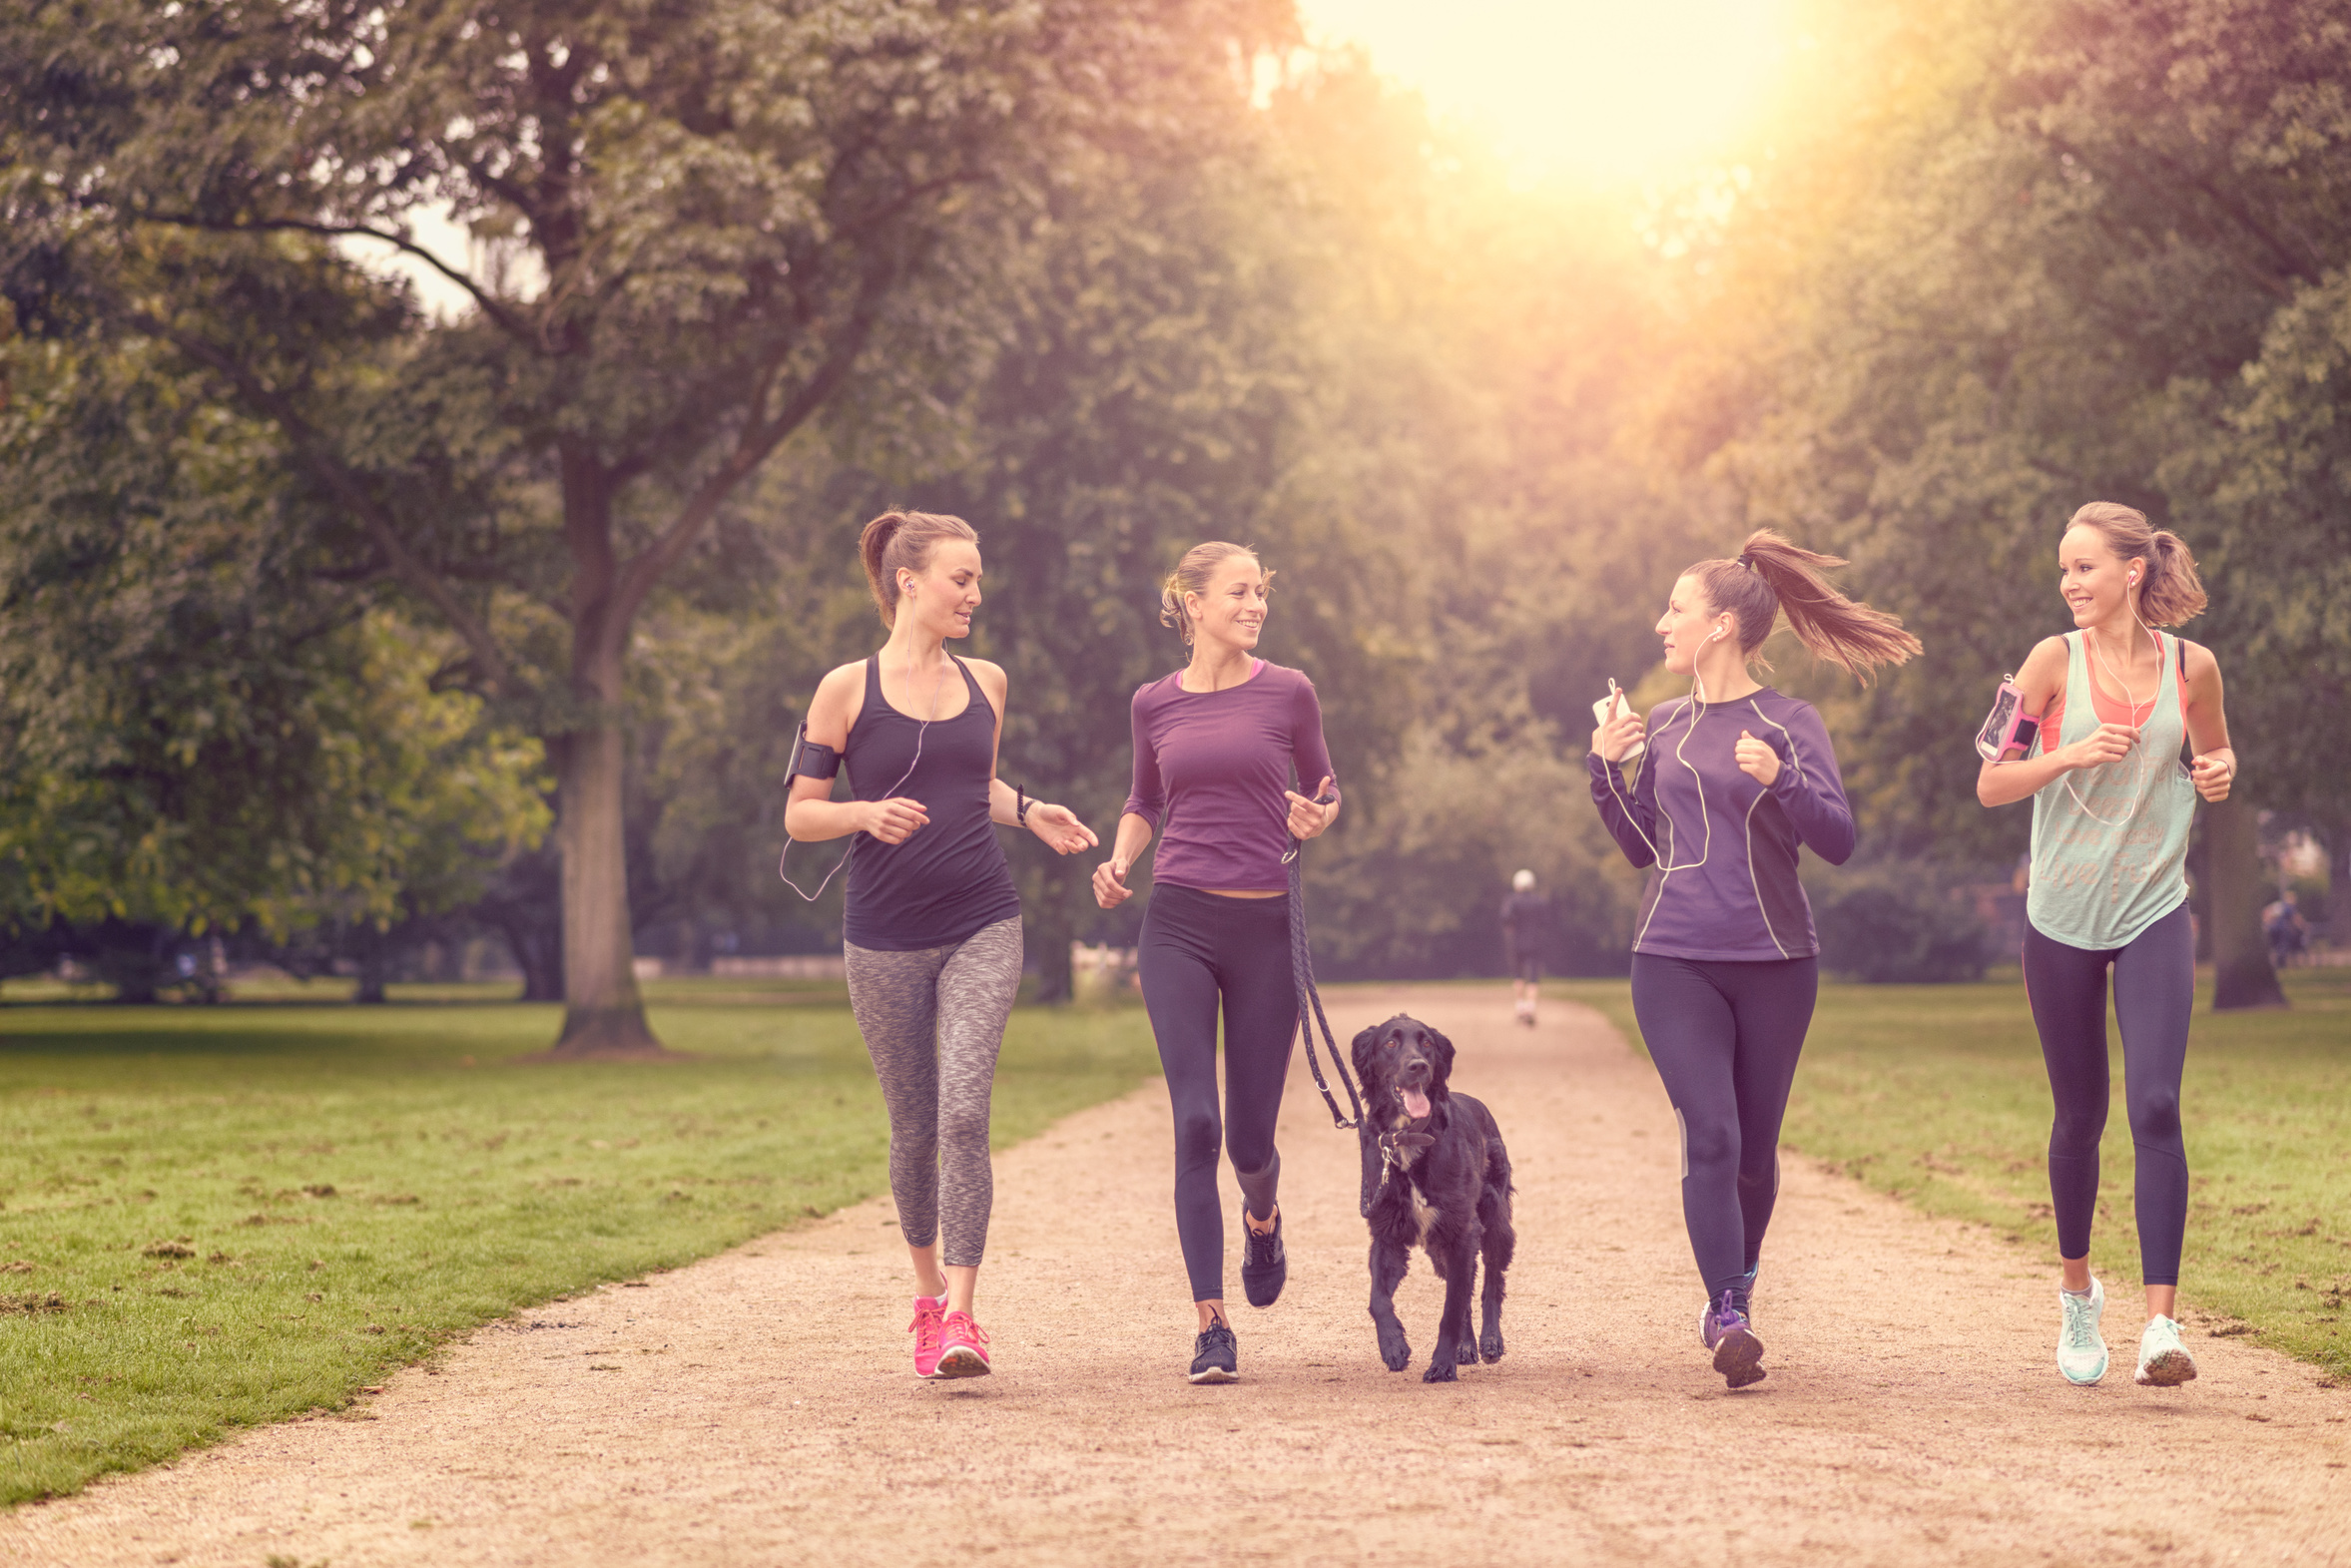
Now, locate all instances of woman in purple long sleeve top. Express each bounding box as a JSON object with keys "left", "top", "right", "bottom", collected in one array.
[
  {"left": 1092, "top": 542, "right": 1339, "bottom": 1385},
  {"left": 1588, "top": 529, "right": 1920, "bottom": 1389}
]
